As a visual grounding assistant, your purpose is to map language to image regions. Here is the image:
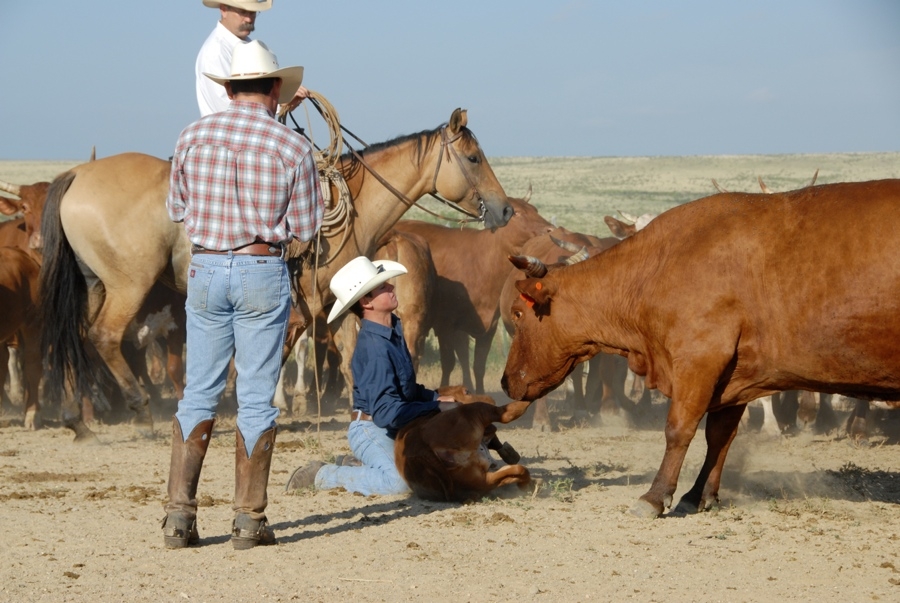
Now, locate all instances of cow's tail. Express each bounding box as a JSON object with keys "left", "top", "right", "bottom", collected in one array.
[{"left": 39, "top": 171, "right": 96, "bottom": 417}]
